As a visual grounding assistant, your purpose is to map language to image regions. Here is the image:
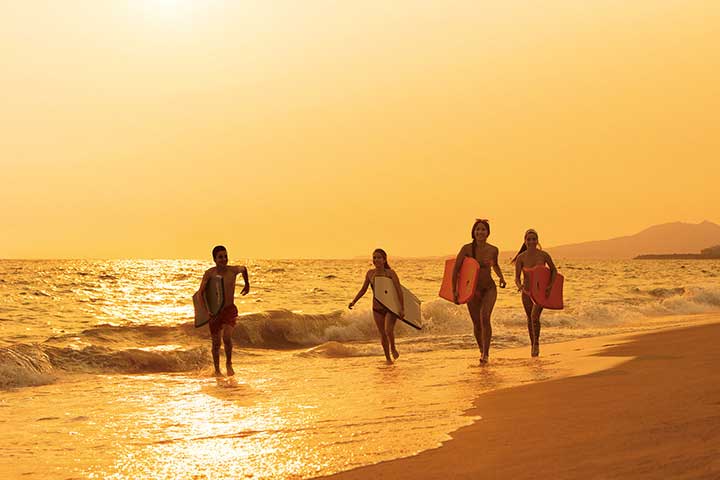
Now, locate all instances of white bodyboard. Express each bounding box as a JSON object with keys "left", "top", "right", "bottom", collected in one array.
[
  {"left": 193, "top": 275, "right": 225, "bottom": 328},
  {"left": 374, "top": 276, "right": 422, "bottom": 330}
]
